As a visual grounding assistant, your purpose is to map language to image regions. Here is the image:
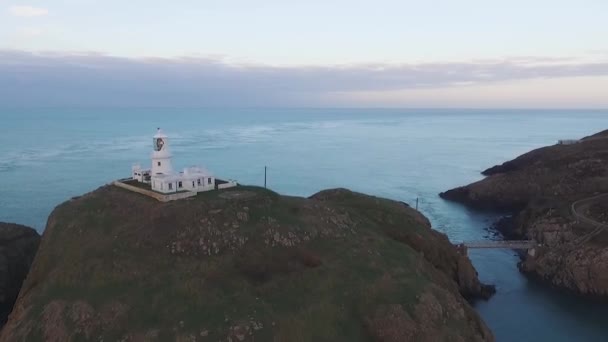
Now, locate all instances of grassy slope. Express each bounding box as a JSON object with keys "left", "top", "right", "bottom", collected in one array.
[{"left": 2, "top": 186, "right": 491, "bottom": 341}]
